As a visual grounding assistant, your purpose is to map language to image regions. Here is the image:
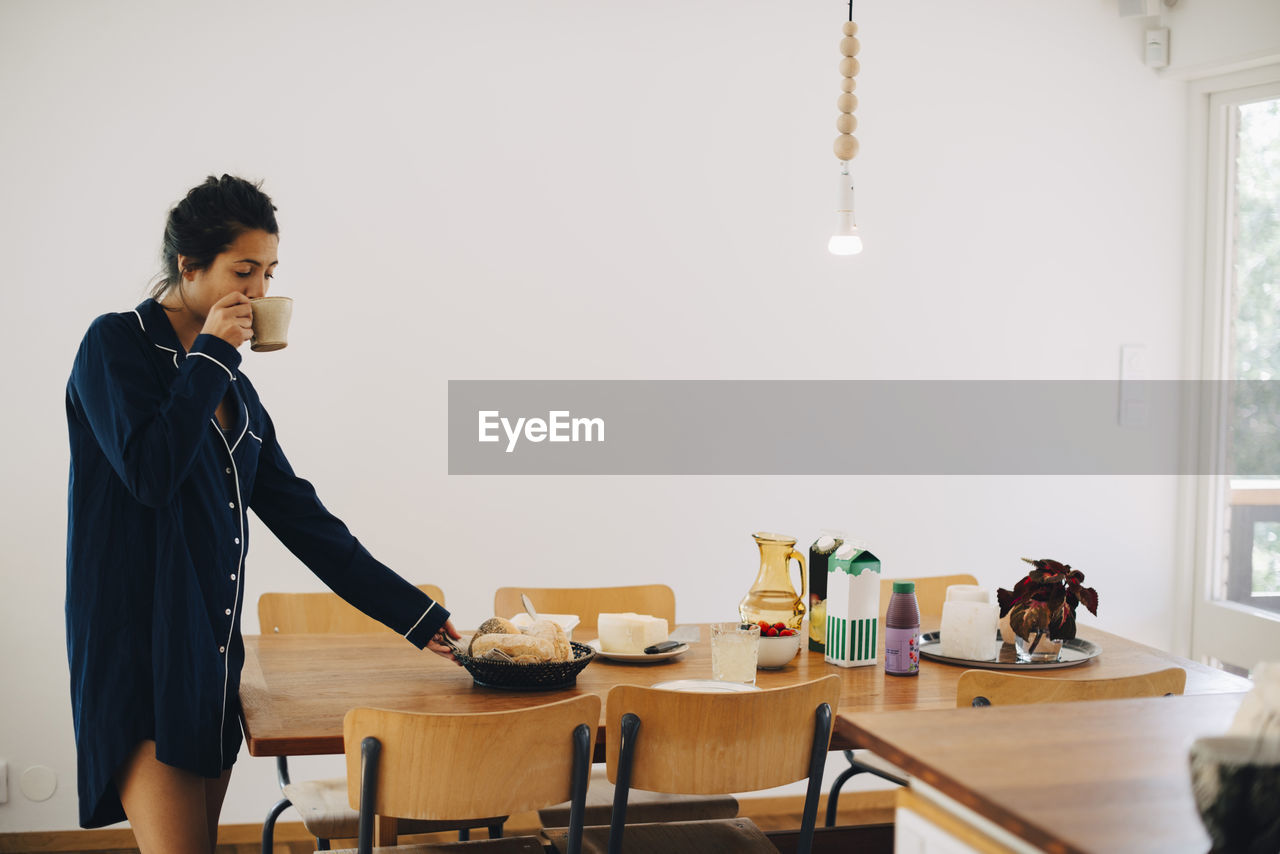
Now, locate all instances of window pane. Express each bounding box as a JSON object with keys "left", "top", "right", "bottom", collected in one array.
[
  {"left": 1228, "top": 96, "right": 1280, "bottom": 610},
  {"left": 1231, "top": 98, "right": 1280, "bottom": 479},
  {"left": 1253, "top": 521, "right": 1280, "bottom": 594}
]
